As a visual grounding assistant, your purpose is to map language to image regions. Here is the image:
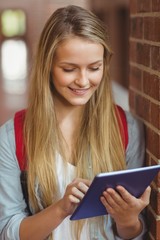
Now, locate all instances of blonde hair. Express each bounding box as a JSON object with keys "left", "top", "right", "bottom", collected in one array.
[{"left": 24, "top": 5, "right": 126, "bottom": 239}]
